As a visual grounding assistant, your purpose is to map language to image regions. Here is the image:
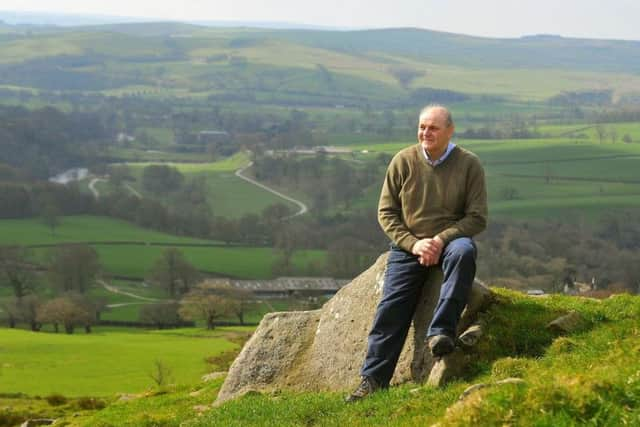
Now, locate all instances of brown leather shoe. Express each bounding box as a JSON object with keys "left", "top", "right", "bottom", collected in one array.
[
  {"left": 428, "top": 334, "right": 455, "bottom": 357},
  {"left": 345, "top": 376, "right": 380, "bottom": 403}
]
